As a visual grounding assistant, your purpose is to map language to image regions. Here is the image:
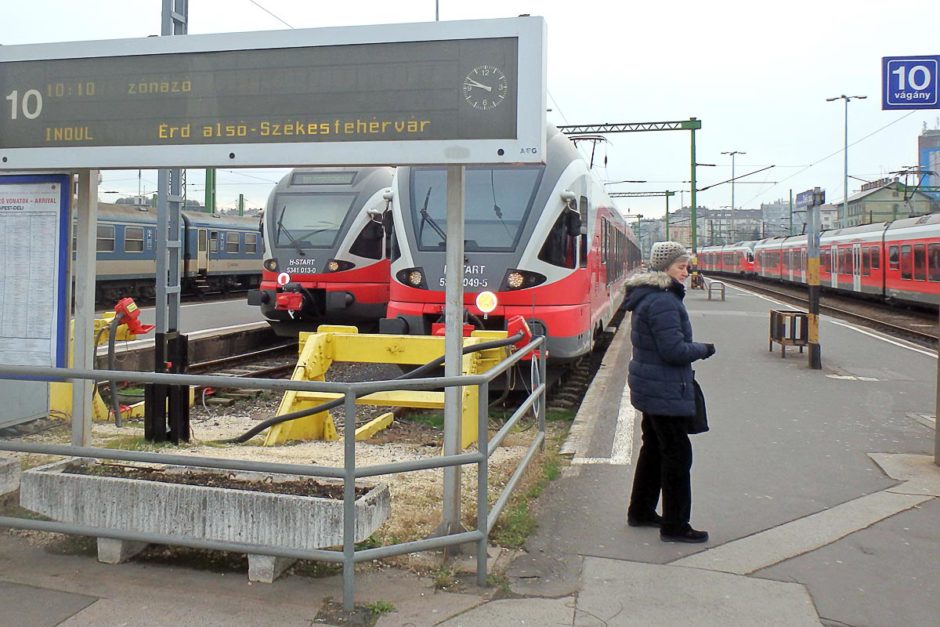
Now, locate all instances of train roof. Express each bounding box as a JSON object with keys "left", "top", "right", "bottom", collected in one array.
[{"left": 95, "top": 202, "right": 259, "bottom": 229}]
